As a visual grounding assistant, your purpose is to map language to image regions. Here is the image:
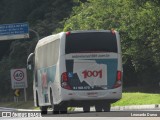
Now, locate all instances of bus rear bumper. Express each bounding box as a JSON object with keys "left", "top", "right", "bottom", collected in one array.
[
  {"left": 59, "top": 99, "right": 119, "bottom": 107},
  {"left": 58, "top": 87, "right": 122, "bottom": 106}
]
